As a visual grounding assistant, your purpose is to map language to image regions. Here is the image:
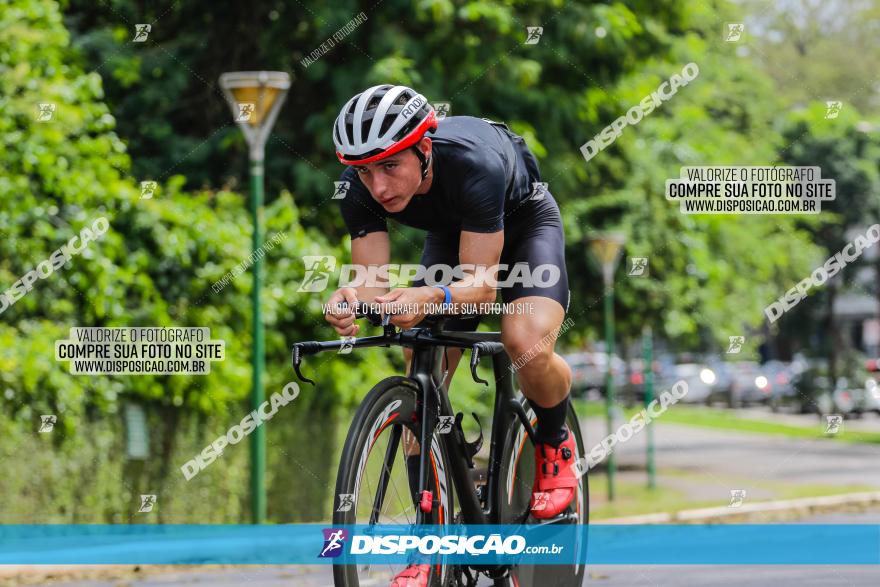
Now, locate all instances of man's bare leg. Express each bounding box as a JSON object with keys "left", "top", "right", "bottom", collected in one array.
[
  {"left": 501, "top": 296, "right": 571, "bottom": 414},
  {"left": 501, "top": 296, "right": 575, "bottom": 518}
]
